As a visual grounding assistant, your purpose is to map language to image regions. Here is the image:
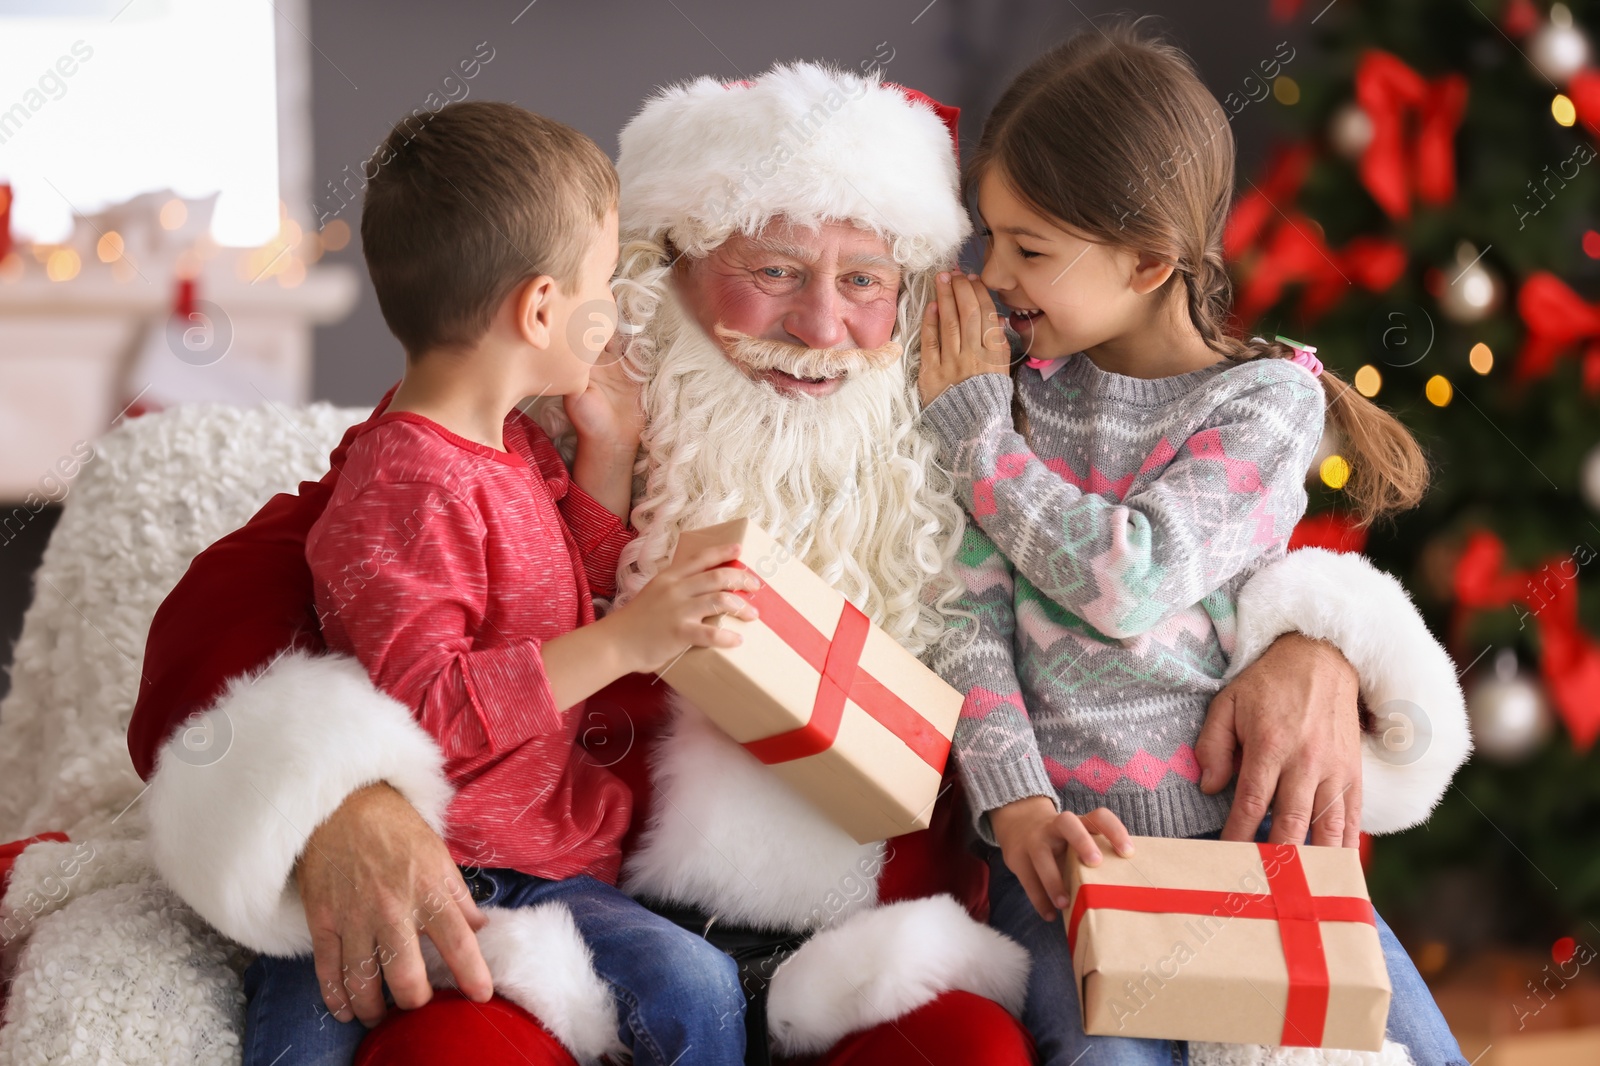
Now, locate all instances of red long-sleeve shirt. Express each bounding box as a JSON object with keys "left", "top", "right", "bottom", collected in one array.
[{"left": 305, "top": 408, "right": 634, "bottom": 882}]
